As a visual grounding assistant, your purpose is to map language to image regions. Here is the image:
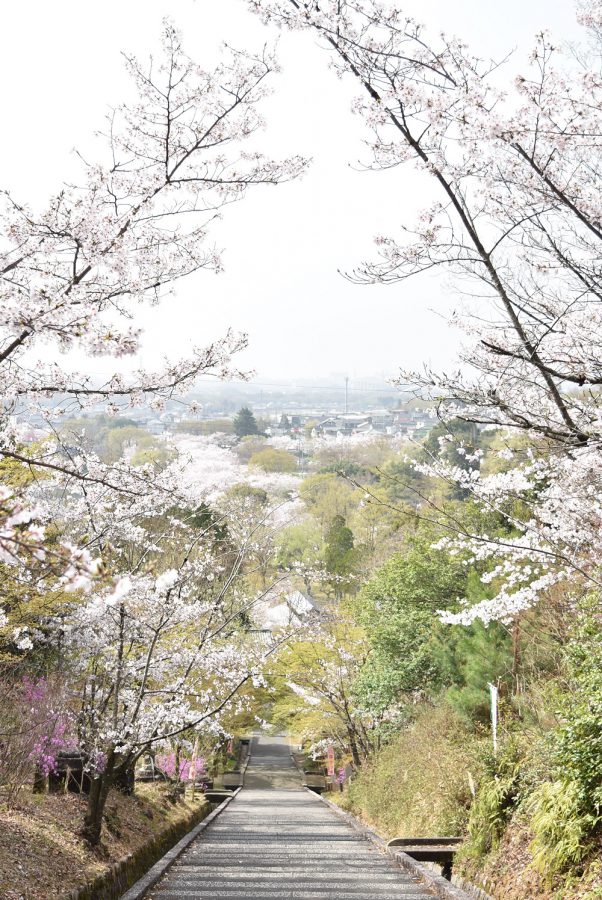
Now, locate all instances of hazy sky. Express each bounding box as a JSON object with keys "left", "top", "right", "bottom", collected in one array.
[{"left": 1, "top": 0, "right": 581, "bottom": 383}]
